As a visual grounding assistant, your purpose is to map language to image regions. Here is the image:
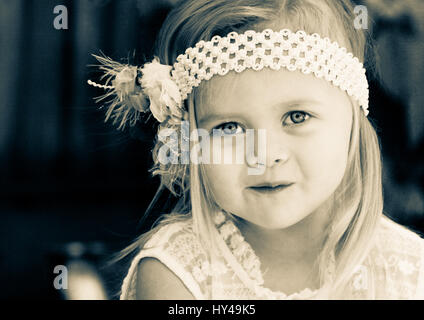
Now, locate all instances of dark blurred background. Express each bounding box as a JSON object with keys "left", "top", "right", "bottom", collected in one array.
[{"left": 0, "top": 0, "right": 423, "bottom": 300}]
